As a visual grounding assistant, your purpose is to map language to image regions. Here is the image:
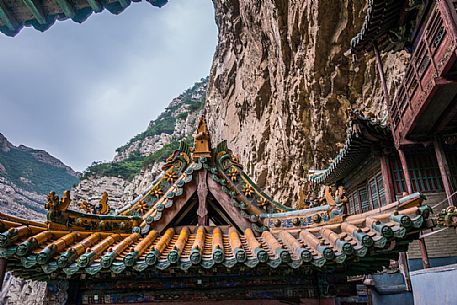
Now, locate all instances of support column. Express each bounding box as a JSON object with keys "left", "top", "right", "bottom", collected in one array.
[
  {"left": 373, "top": 42, "right": 390, "bottom": 107},
  {"left": 0, "top": 258, "right": 6, "bottom": 290},
  {"left": 398, "top": 252, "right": 412, "bottom": 291},
  {"left": 398, "top": 149, "right": 413, "bottom": 193},
  {"left": 380, "top": 152, "right": 396, "bottom": 204},
  {"left": 418, "top": 238, "right": 430, "bottom": 268},
  {"left": 434, "top": 138, "right": 455, "bottom": 205}
]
